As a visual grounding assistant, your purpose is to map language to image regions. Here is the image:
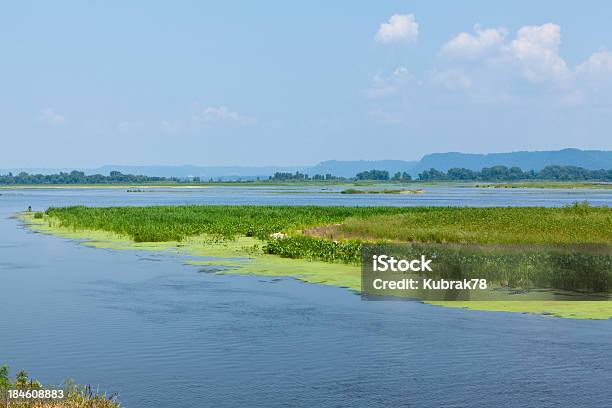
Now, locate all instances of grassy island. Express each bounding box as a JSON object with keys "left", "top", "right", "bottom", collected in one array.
[
  {"left": 24, "top": 203, "right": 612, "bottom": 319},
  {"left": 473, "top": 182, "right": 612, "bottom": 189},
  {"left": 340, "top": 188, "right": 424, "bottom": 194}
]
